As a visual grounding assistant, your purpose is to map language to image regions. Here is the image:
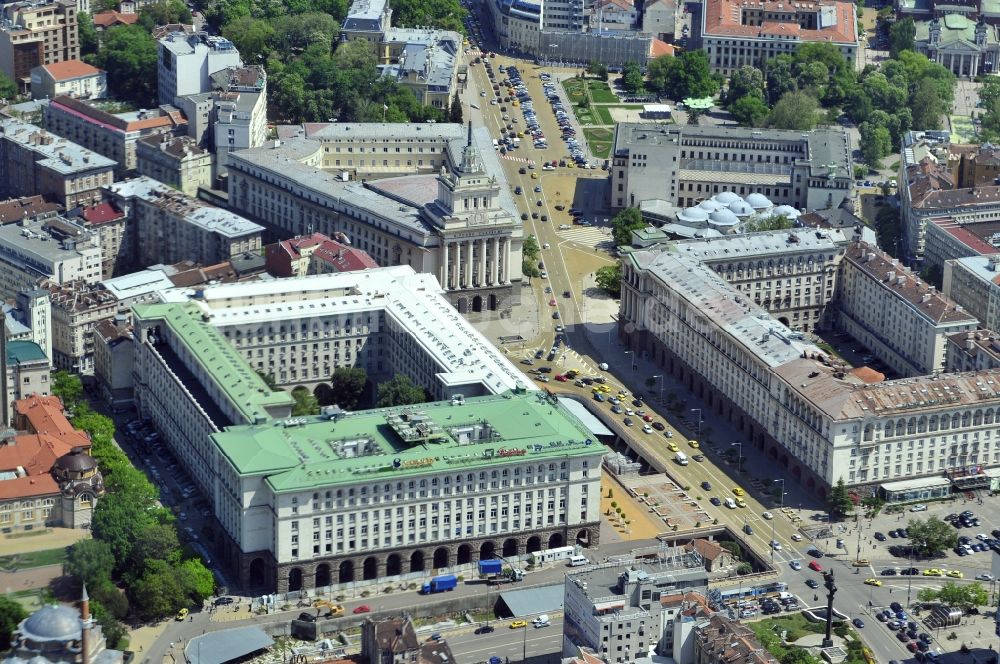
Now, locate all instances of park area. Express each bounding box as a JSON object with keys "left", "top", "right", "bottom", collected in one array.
[
  {"left": 561, "top": 78, "right": 669, "bottom": 159},
  {"left": 749, "top": 615, "right": 871, "bottom": 664},
  {"left": 583, "top": 128, "right": 614, "bottom": 158}
]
